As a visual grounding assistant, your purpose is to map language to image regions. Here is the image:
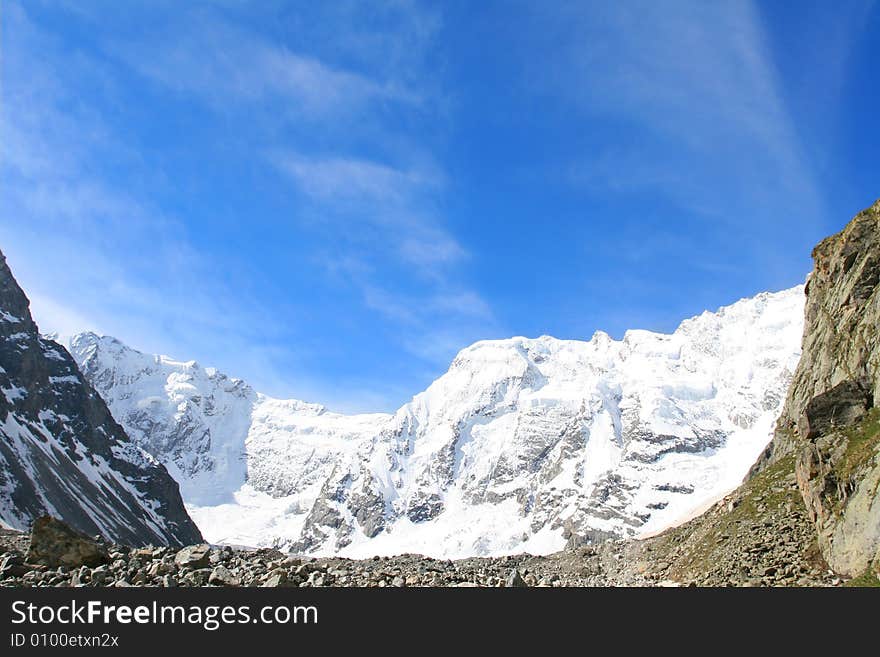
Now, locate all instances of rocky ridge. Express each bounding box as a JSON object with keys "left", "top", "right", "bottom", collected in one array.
[{"left": 0, "top": 249, "right": 202, "bottom": 547}]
